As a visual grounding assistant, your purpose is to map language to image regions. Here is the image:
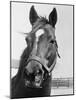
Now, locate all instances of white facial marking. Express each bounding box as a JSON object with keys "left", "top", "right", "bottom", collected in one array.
[{"left": 35, "top": 29, "right": 44, "bottom": 42}]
